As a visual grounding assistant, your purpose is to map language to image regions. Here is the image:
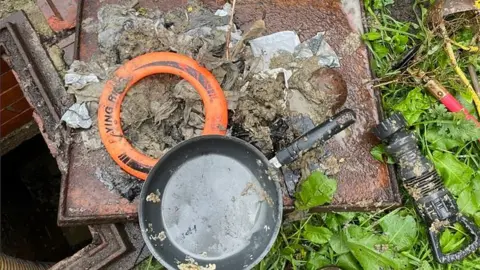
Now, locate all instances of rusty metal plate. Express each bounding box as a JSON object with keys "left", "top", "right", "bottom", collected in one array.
[
  {"left": 58, "top": 0, "right": 401, "bottom": 226},
  {"left": 58, "top": 142, "right": 139, "bottom": 226},
  {"left": 37, "top": 0, "right": 78, "bottom": 32}
]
